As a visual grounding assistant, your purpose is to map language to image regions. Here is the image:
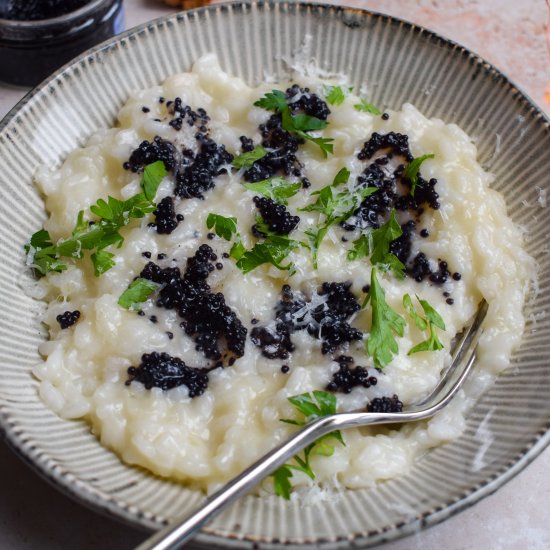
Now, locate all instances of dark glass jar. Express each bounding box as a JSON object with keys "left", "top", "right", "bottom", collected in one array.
[{"left": 0, "top": 0, "right": 124, "bottom": 87}]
